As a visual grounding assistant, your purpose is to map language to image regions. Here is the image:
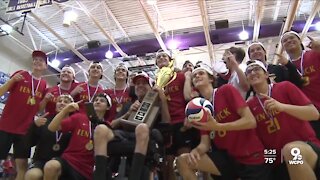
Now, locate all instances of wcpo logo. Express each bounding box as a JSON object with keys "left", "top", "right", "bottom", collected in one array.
[{"left": 288, "top": 147, "right": 303, "bottom": 165}]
